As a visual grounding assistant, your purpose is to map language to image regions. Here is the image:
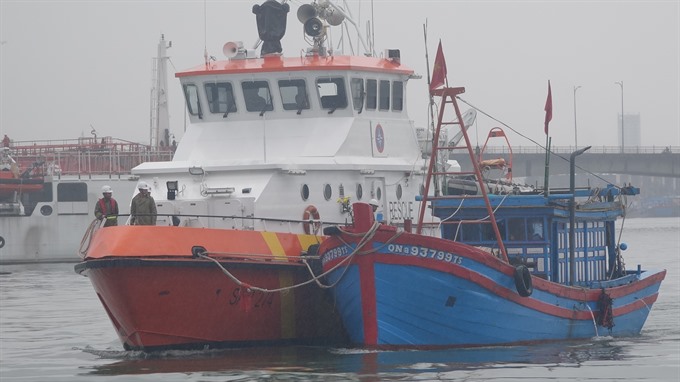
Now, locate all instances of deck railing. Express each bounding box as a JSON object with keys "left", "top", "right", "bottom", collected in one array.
[
  {"left": 6, "top": 137, "right": 174, "bottom": 176},
  {"left": 469, "top": 145, "right": 678, "bottom": 155}
]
